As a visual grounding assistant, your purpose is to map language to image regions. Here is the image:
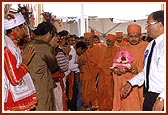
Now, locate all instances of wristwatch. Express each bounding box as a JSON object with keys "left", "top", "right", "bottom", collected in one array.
[{"left": 157, "top": 97, "right": 164, "bottom": 102}]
